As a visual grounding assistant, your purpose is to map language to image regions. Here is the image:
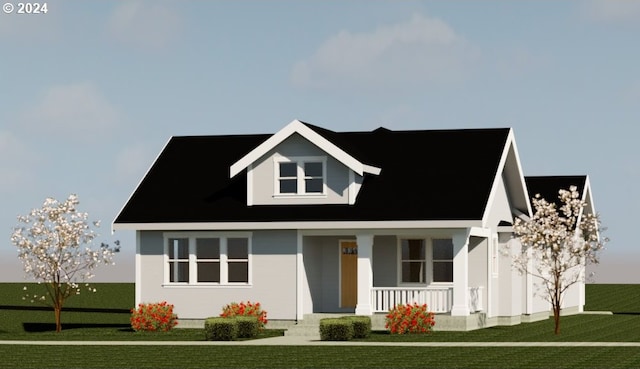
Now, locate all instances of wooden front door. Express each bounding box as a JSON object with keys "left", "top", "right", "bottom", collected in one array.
[{"left": 340, "top": 241, "right": 358, "bottom": 308}]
